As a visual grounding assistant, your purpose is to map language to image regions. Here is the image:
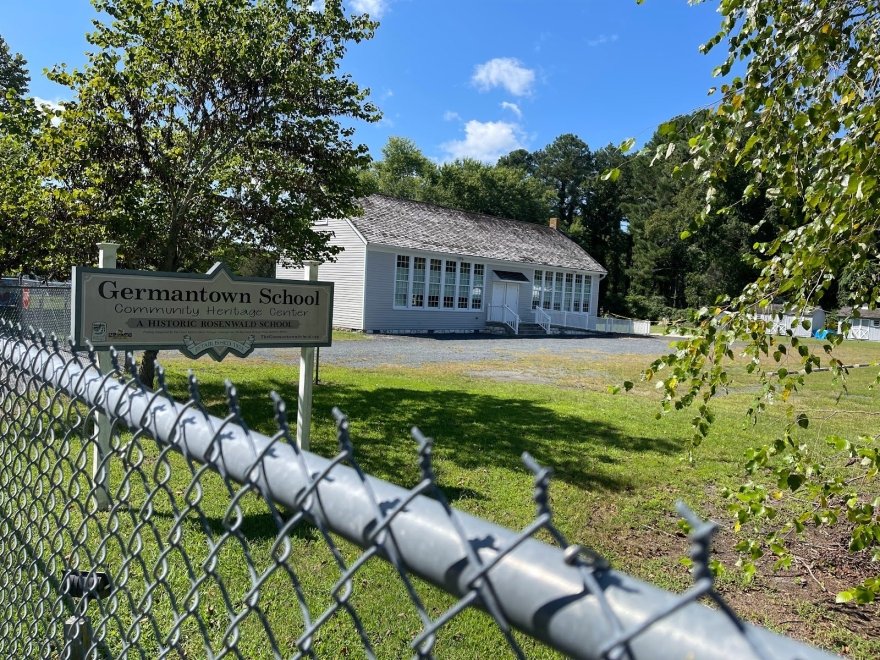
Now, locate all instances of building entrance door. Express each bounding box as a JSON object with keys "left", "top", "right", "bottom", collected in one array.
[{"left": 489, "top": 282, "right": 519, "bottom": 322}]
